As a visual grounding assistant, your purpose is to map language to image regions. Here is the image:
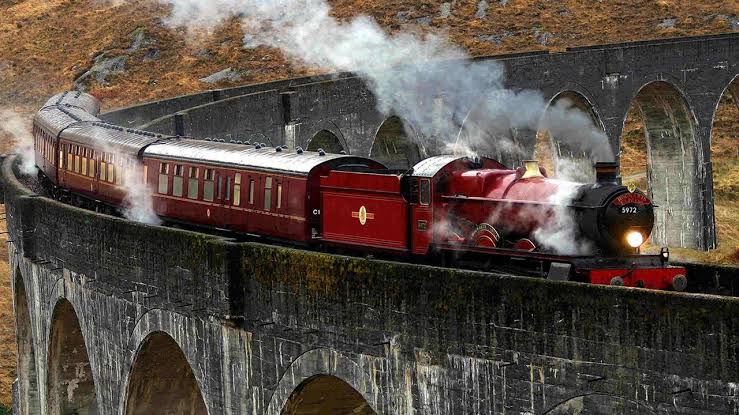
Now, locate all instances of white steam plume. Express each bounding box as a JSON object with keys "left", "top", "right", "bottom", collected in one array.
[
  {"left": 122, "top": 163, "right": 160, "bottom": 225},
  {"left": 90, "top": 128, "right": 161, "bottom": 225},
  {"left": 531, "top": 183, "right": 593, "bottom": 255},
  {"left": 144, "top": 0, "right": 614, "bottom": 163},
  {"left": 0, "top": 109, "right": 38, "bottom": 176}
]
